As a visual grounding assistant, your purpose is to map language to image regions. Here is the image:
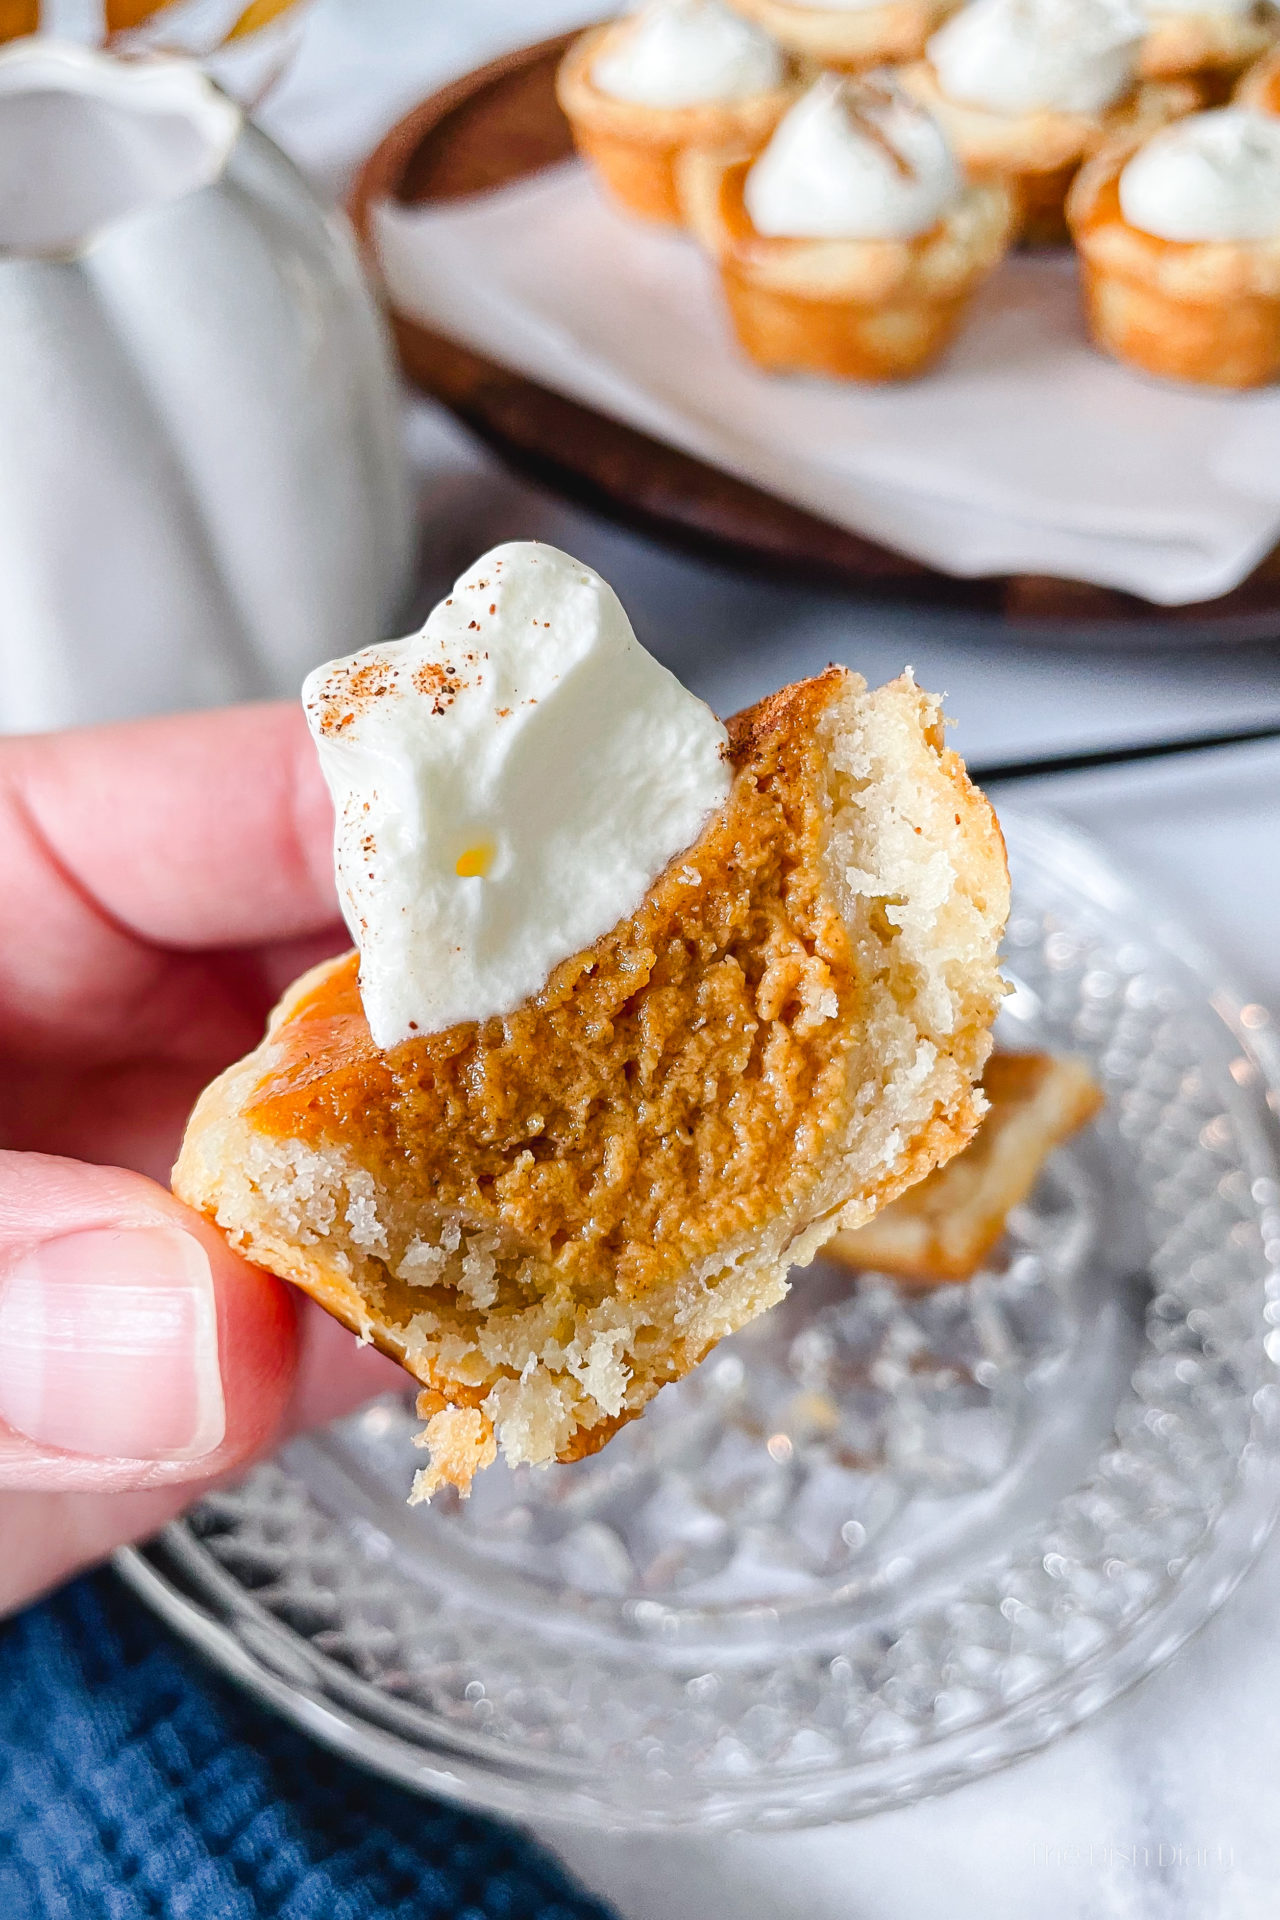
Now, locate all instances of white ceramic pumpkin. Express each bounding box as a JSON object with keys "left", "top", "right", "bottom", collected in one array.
[
  {"left": 3, "top": 2, "right": 312, "bottom": 106},
  {"left": 0, "top": 39, "right": 412, "bottom": 731}
]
